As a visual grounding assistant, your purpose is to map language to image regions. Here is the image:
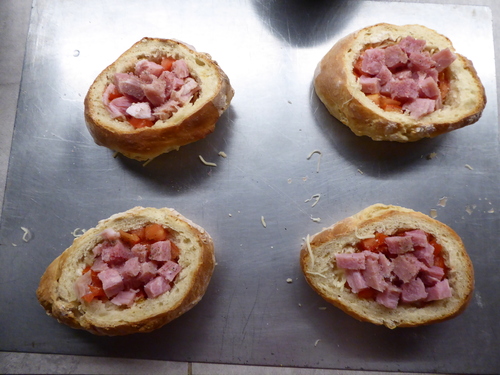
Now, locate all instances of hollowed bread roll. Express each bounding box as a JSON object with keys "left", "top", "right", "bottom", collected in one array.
[
  {"left": 84, "top": 37, "right": 234, "bottom": 161},
  {"left": 314, "top": 23, "right": 486, "bottom": 142},
  {"left": 36, "top": 206, "right": 215, "bottom": 335},
  {"left": 300, "top": 204, "right": 474, "bottom": 328}
]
